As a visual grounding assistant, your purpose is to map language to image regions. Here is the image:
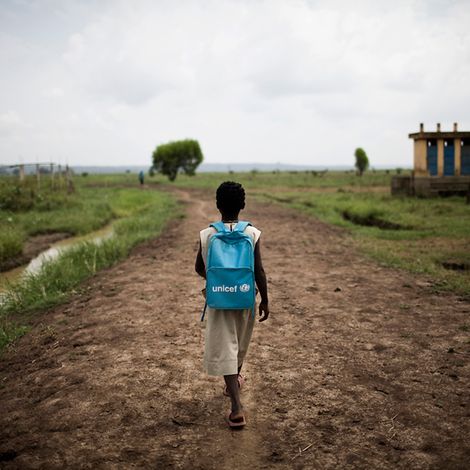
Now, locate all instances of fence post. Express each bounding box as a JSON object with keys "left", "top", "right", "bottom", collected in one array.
[
  {"left": 50, "top": 163, "right": 54, "bottom": 189},
  {"left": 66, "top": 164, "right": 74, "bottom": 193},
  {"left": 36, "top": 163, "right": 40, "bottom": 189},
  {"left": 19, "top": 164, "right": 25, "bottom": 182}
]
